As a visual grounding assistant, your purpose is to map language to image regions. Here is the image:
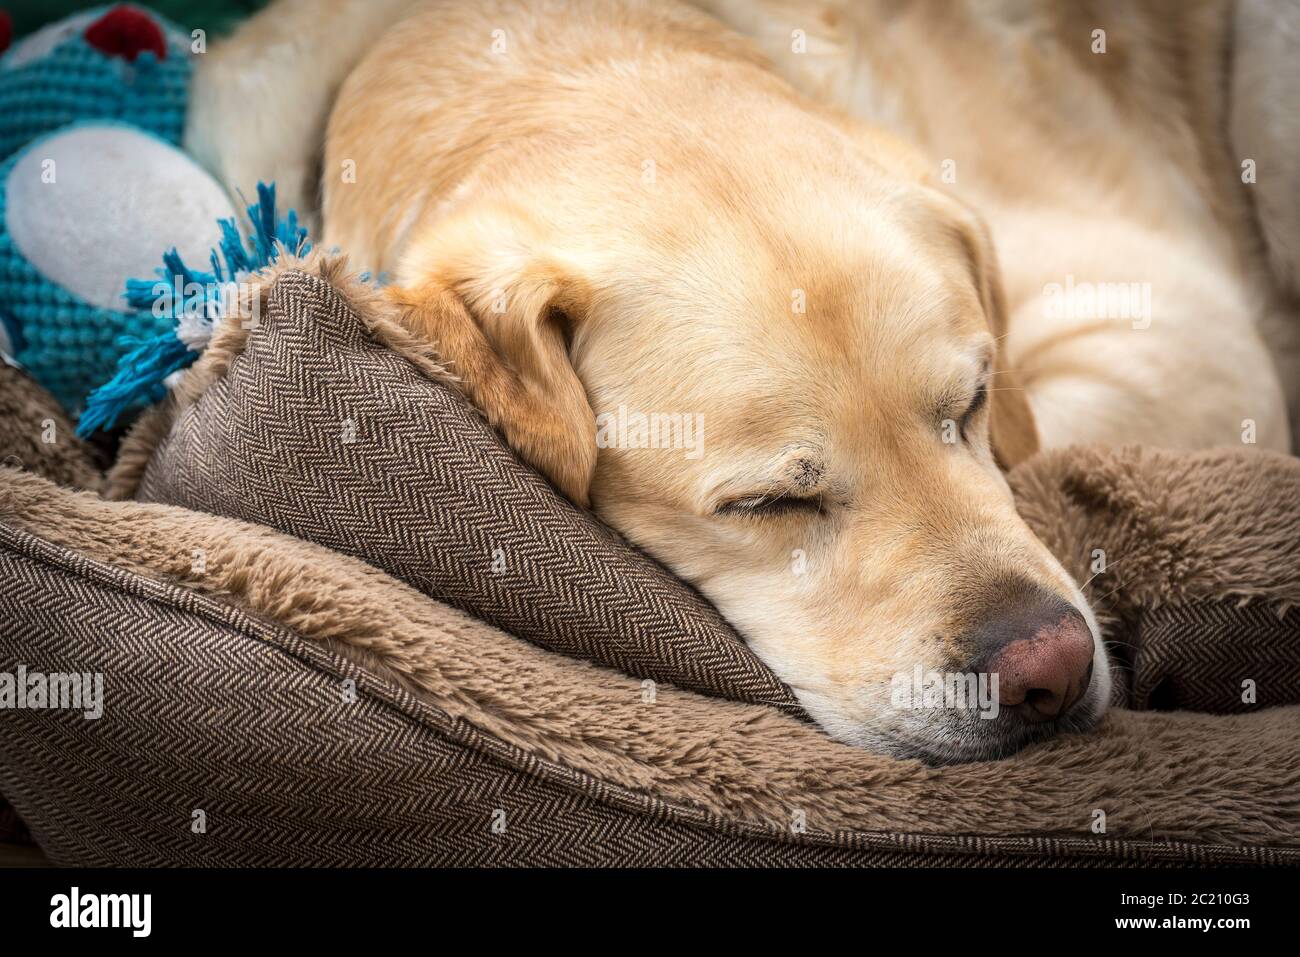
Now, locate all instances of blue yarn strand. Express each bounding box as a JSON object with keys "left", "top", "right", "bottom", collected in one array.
[{"left": 78, "top": 181, "right": 310, "bottom": 437}]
